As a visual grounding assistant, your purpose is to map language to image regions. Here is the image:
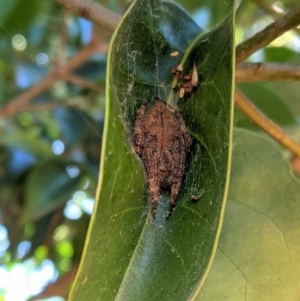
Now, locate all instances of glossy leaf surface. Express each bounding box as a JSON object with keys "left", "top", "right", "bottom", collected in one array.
[
  {"left": 69, "top": 0, "right": 234, "bottom": 300},
  {"left": 196, "top": 129, "right": 300, "bottom": 300}
]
